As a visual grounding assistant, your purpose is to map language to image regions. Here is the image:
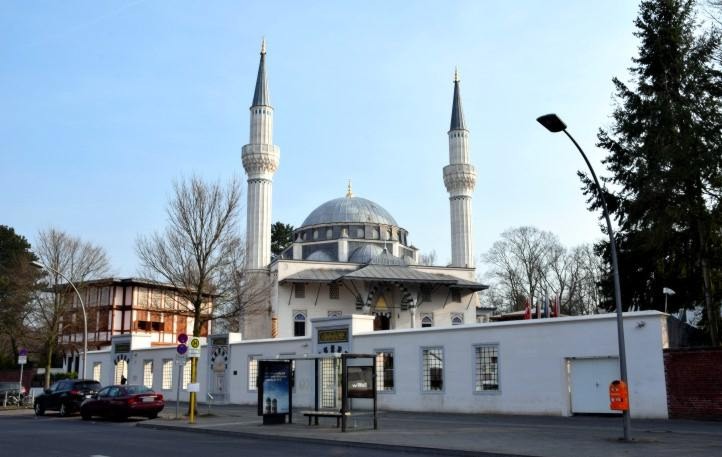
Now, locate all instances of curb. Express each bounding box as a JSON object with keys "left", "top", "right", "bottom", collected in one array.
[{"left": 136, "top": 421, "right": 536, "bottom": 457}]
